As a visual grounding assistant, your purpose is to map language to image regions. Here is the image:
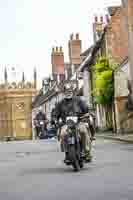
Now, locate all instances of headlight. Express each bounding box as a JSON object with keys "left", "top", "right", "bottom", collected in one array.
[
  {"left": 59, "top": 118, "right": 62, "bottom": 123},
  {"left": 66, "top": 116, "right": 78, "bottom": 123},
  {"left": 89, "top": 116, "right": 93, "bottom": 124}
]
